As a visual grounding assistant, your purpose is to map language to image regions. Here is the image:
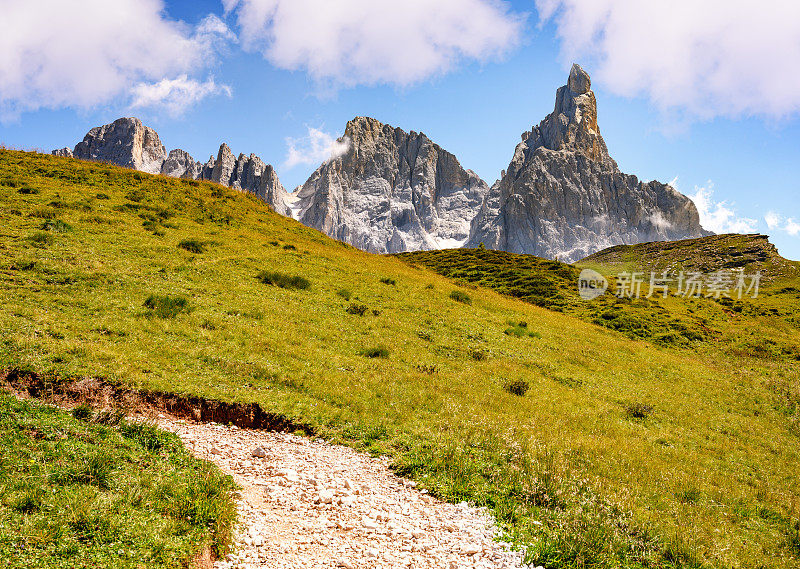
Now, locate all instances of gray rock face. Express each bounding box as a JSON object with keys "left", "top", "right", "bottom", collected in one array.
[
  {"left": 73, "top": 117, "right": 167, "bottom": 174},
  {"left": 295, "top": 117, "right": 490, "bottom": 253},
  {"left": 160, "top": 149, "right": 201, "bottom": 179},
  {"left": 200, "top": 145, "right": 290, "bottom": 215},
  {"left": 60, "top": 117, "right": 288, "bottom": 214},
  {"left": 51, "top": 147, "right": 73, "bottom": 158},
  {"left": 467, "top": 64, "right": 709, "bottom": 262},
  {"left": 210, "top": 143, "right": 237, "bottom": 186}
]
